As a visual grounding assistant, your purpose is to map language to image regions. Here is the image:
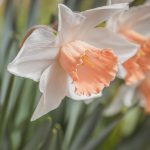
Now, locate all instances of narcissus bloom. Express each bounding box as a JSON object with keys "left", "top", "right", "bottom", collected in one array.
[
  {"left": 8, "top": 4, "right": 137, "bottom": 121},
  {"left": 107, "top": 4, "right": 150, "bottom": 85},
  {"left": 104, "top": 75, "right": 150, "bottom": 116}
]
